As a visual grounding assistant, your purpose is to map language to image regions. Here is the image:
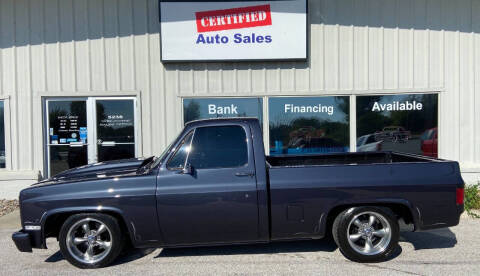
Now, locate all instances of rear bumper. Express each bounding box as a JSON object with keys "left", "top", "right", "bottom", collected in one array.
[
  {"left": 12, "top": 231, "right": 32, "bottom": 252},
  {"left": 416, "top": 204, "right": 464, "bottom": 231}
]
